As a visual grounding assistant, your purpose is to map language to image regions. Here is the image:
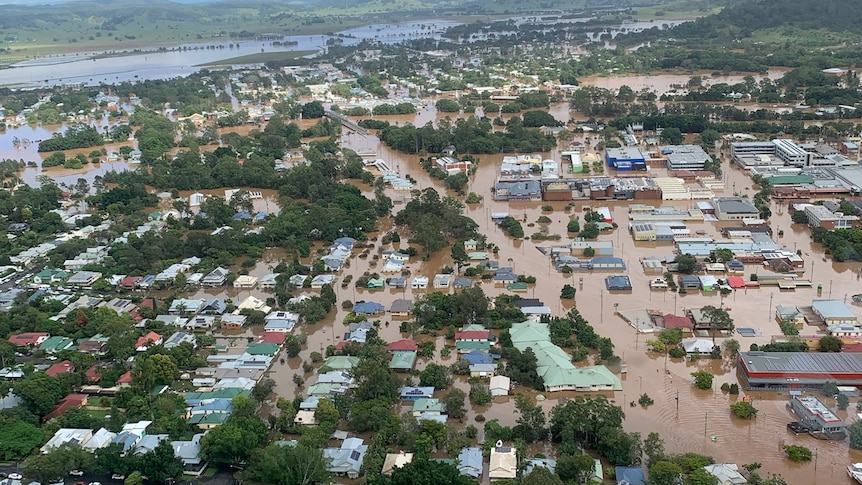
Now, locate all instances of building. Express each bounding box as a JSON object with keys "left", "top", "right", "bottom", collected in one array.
[
  {"left": 606, "top": 147, "right": 647, "bottom": 171},
  {"left": 489, "top": 440, "right": 517, "bottom": 480},
  {"left": 42, "top": 428, "right": 94, "bottom": 453},
  {"left": 201, "top": 267, "right": 229, "bottom": 287},
  {"left": 713, "top": 197, "right": 760, "bottom": 220},
  {"left": 811, "top": 300, "right": 858, "bottom": 325},
  {"left": 382, "top": 452, "right": 414, "bottom": 476},
  {"left": 67, "top": 271, "right": 102, "bottom": 286},
  {"left": 135, "top": 331, "right": 163, "bottom": 352},
  {"left": 788, "top": 395, "right": 846, "bottom": 438},
  {"left": 662, "top": 145, "right": 710, "bottom": 170},
  {"left": 323, "top": 438, "right": 367, "bottom": 479},
  {"left": 804, "top": 204, "right": 859, "bottom": 230},
  {"left": 773, "top": 139, "right": 811, "bottom": 167},
  {"left": 8, "top": 332, "right": 50, "bottom": 347},
  {"left": 737, "top": 351, "right": 862, "bottom": 390},
  {"left": 457, "top": 447, "right": 483, "bottom": 478}
]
